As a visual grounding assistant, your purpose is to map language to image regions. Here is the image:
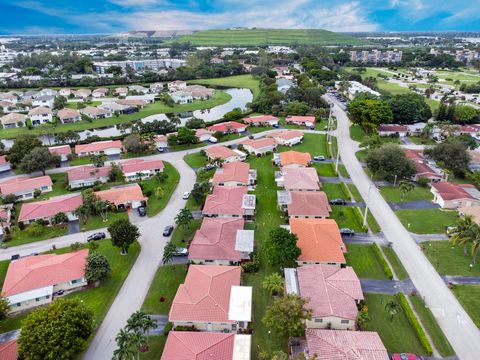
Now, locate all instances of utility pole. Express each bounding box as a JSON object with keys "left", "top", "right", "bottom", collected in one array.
[{"left": 335, "top": 146, "right": 341, "bottom": 173}]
